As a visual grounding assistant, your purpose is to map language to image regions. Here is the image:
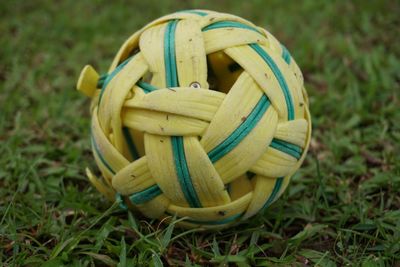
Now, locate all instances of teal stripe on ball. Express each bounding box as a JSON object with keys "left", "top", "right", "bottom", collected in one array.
[
  {"left": 270, "top": 138, "right": 303, "bottom": 159},
  {"left": 262, "top": 177, "right": 284, "bottom": 210},
  {"left": 164, "top": 20, "right": 201, "bottom": 208},
  {"left": 137, "top": 80, "right": 157, "bottom": 94},
  {"left": 122, "top": 127, "right": 139, "bottom": 160},
  {"left": 116, "top": 193, "right": 128, "bottom": 210},
  {"left": 129, "top": 185, "right": 162, "bottom": 205},
  {"left": 91, "top": 134, "right": 115, "bottom": 175},
  {"left": 250, "top": 43, "right": 295, "bottom": 121},
  {"left": 202, "top": 21, "right": 262, "bottom": 35},
  {"left": 171, "top": 136, "right": 202, "bottom": 208},
  {"left": 96, "top": 74, "right": 108, "bottom": 88},
  {"left": 208, "top": 94, "right": 271, "bottom": 163},
  {"left": 281, "top": 44, "right": 291, "bottom": 64},
  {"left": 164, "top": 20, "right": 179, "bottom": 88},
  {"left": 98, "top": 56, "right": 133, "bottom": 105}
]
